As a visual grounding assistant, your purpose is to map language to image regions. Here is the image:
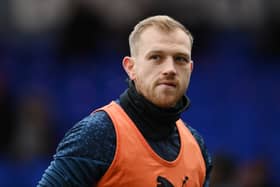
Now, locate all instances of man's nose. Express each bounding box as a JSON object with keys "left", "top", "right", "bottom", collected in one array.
[{"left": 162, "top": 57, "right": 176, "bottom": 76}]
